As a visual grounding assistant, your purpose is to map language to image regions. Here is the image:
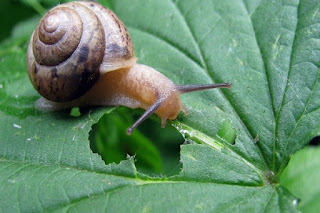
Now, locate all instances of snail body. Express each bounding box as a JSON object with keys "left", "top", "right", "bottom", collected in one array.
[{"left": 27, "top": 1, "right": 231, "bottom": 134}]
